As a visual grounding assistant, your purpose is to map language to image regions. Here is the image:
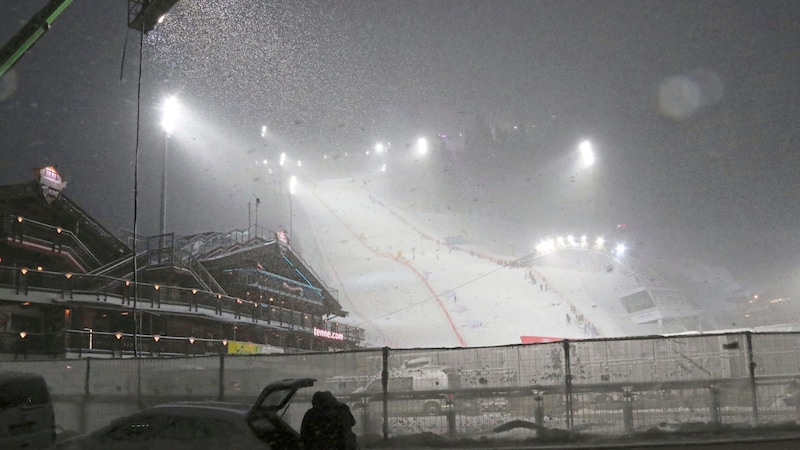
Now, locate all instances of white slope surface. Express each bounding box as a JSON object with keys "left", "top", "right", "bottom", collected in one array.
[{"left": 298, "top": 177, "right": 655, "bottom": 348}]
